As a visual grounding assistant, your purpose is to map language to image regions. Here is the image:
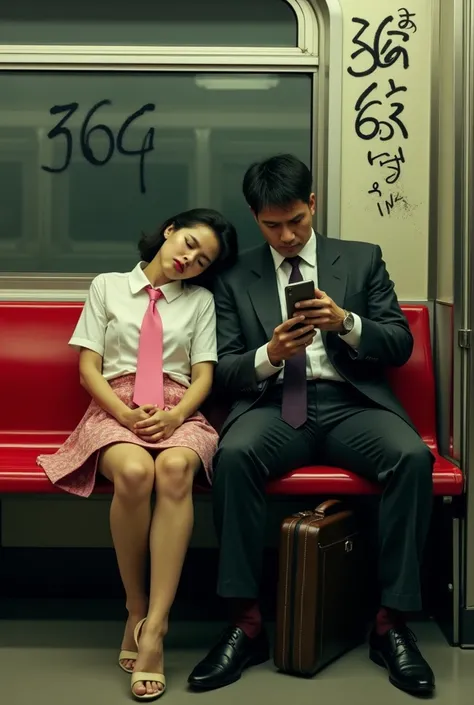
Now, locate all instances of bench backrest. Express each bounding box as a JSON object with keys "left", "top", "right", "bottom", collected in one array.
[
  {"left": 0, "top": 302, "right": 90, "bottom": 436},
  {"left": 0, "top": 302, "right": 437, "bottom": 446},
  {"left": 386, "top": 305, "right": 436, "bottom": 445}
]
